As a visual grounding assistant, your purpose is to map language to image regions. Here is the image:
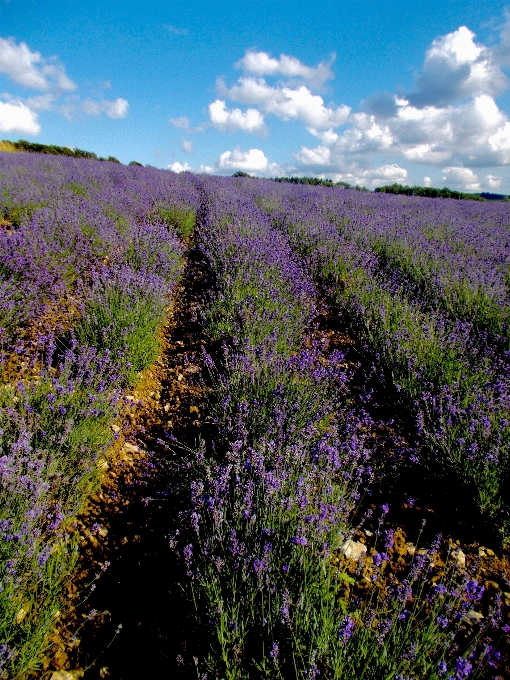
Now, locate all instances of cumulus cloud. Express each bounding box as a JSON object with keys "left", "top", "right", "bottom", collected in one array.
[
  {"left": 220, "top": 77, "right": 350, "bottom": 129},
  {"left": 0, "top": 37, "right": 129, "bottom": 135},
  {"left": 208, "top": 99, "right": 267, "bottom": 134},
  {"left": 80, "top": 97, "right": 129, "bottom": 118},
  {"left": 182, "top": 139, "right": 193, "bottom": 153},
  {"left": 309, "top": 90, "right": 510, "bottom": 170},
  {"left": 0, "top": 100, "right": 40, "bottom": 134},
  {"left": 484, "top": 174, "right": 503, "bottom": 189},
  {"left": 442, "top": 166, "right": 481, "bottom": 191},
  {"left": 289, "top": 21, "right": 510, "bottom": 179},
  {"left": 236, "top": 50, "right": 334, "bottom": 87},
  {"left": 294, "top": 142, "right": 408, "bottom": 187},
  {"left": 216, "top": 147, "right": 270, "bottom": 173},
  {"left": 182, "top": 18, "right": 510, "bottom": 183},
  {"left": 407, "top": 27, "right": 507, "bottom": 108},
  {"left": 168, "top": 161, "right": 191, "bottom": 173},
  {"left": 0, "top": 37, "right": 76, "bottom": 92}
]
